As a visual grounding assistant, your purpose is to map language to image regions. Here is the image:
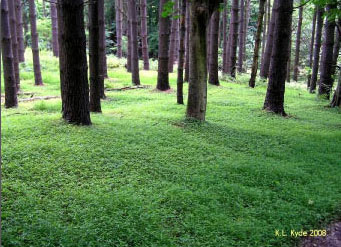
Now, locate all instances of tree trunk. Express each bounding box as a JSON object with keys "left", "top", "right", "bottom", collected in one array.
[
  {"left": 42, "top": 0, "right": 47, "bottom": 17},
  {"left": 242, "top": 0, "right": 251, "bottom": 70},
  {"left": 249, "top": 0, "right": 266, "bottom": 88},
  {"left": 58, "top": 0, "right": 91, "bottom": 125},
  {"left": 222, "top": 0, "right": 229, "bottom": 74},
  {"left": 318, "top": 3, "right": 337, "bottom": 100},
  {"left": 293, "top": 6, "right": 303, "bottom": 81},
  {"left": 168, "top": 0, "right": 178, "bottom": 73},
  {"left": 115, "top": 0, "right": 123, "bottom": 58},
  {"left": 28, "top": 0, "right": 43, "bottom": 86},
  {"left": 89, "top": 0, "right": 102, "bottom": 112},
  {"left": 128, "top": 0, "right": 141, "bottom": 86},
  {"left": 237, "top": 0, "right": 245, "bottom": 73},
  {"left": 1, "top": 0, "right": 18, "bottom": 108},
  {"left": 15, "top": 0, "right": 25, "bottom": 62},
  {"left": 184, "top": 1, "right": 190, "bottom": 82},
  {"left": 286, "top": 28, "right": 292, "bottom": 82},
  {"left": 307, "top": 7, "right": 317, "bottom": 88},
  {"left": 50, "top": 0, "right": 59, "bottom": 57},
  {"left": 208, "top": 9, "right": 220, "bottom": 86},
  {"left": 331, "top": 19, "right": 341, "bottom": 77},
  {"left": 140, "top": 0, "right": 150, "bottom": 70},
  {"left": 177, "top": 0, "right": 186, "bottom": 104},
  {"left": 126, "top": 0, "right": 132, "bottom": 72},
  {"left": 330, "top": 68, "right": 341, "bottom": 107},
  {"left": 310, "top": 7, "right": 324, "bottom": 93},
  {"left": 227, "top": 0, "right": 239, "bottom": 78},
  {"left": 98, "top": 0, "right": 107, "bottom": 81},
  {"left": 186, "top": 0, "right": 220, "bottom": 121},
  {"left": 261, "top": 0, "right": 267, "bottom": 63},
  {"left": 157, "top": 0, "right": 171, "bottom": 91},
  {"left": 8, "top": 0, "right": 20, "bottom": 90},
  {"left": 263, "top": 0, "right": 293, "bottom": 116},
  {"left": 260, "top": 0, "right": 276, "bottom": 79}
]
